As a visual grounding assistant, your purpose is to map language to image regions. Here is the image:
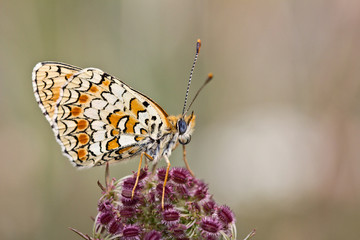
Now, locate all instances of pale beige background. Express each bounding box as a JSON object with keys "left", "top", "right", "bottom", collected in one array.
[{"left": 1, "top": 0, "right": 360, "bottom": 239}]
